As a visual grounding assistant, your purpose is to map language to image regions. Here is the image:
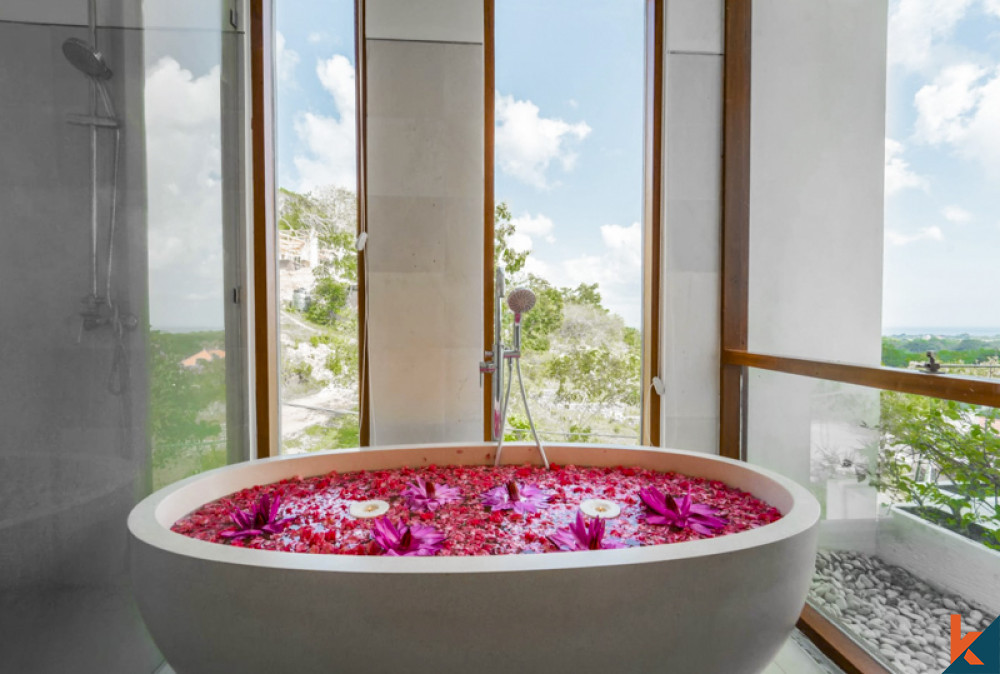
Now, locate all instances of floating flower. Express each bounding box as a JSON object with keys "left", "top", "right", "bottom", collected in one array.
[
  {"left": 371, "top": 516, "right": 446, "bottom": 556},
  {"left": 481, "top": 480, "right": 551, "bottom": 514},
  {"left": 220, "top": 493, "right": 293, "bottom": 539},
  {"left": 548, "top": 511, "right": 625, "bottom": 551},
  {"left": 580, "top": 498, "right": 621, "bottom": 519},
  {"left": 639, "top": 487, "right": 727, "bottom": 535},
  {"left": 349, "top": 499, "right": 390, "bottom": 519},
  {"left": 402, "top": 477, "right": 461, "bottom": 512}
]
